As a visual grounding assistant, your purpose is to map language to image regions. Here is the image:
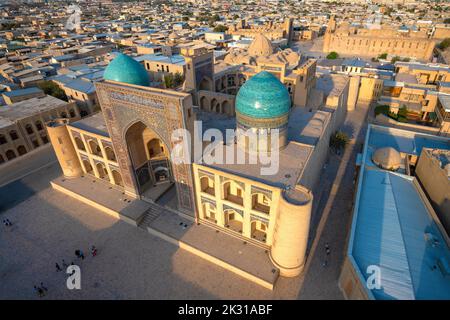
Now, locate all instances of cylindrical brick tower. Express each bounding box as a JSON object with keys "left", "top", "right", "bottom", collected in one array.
[
  {"left": 270, "top": 186, "right": 313, "bottom": 277},
  {"left": 46, "top": 118, "right": 83, "bottom": 178}
]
